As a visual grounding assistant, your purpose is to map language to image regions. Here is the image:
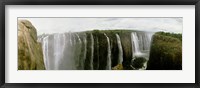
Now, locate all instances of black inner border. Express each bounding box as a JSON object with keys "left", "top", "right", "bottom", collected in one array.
[{"left": 1, "top": 0, "right": 200, "bottom": 88}]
